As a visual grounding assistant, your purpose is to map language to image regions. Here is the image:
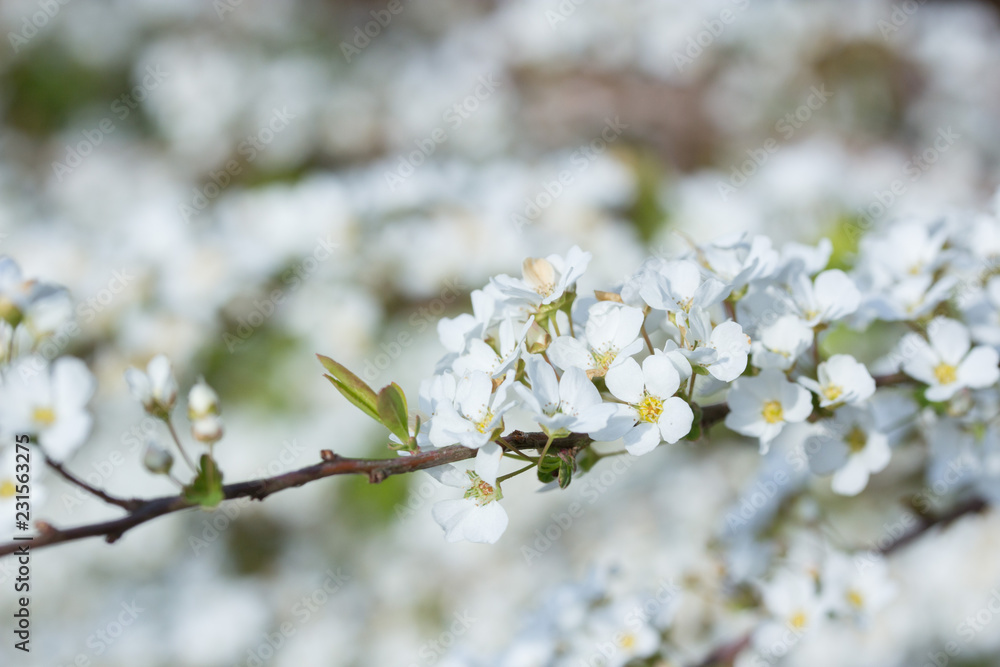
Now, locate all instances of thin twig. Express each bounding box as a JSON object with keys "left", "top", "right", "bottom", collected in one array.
[
  {"left": 43, "top": 455, "right": 141, "bottom": 511},
  {"left": 165, "top": 417, "right": 199, "bottom": 475},
  {"left": 0, "top": 431, "right": 589, "bottom": 557}
]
